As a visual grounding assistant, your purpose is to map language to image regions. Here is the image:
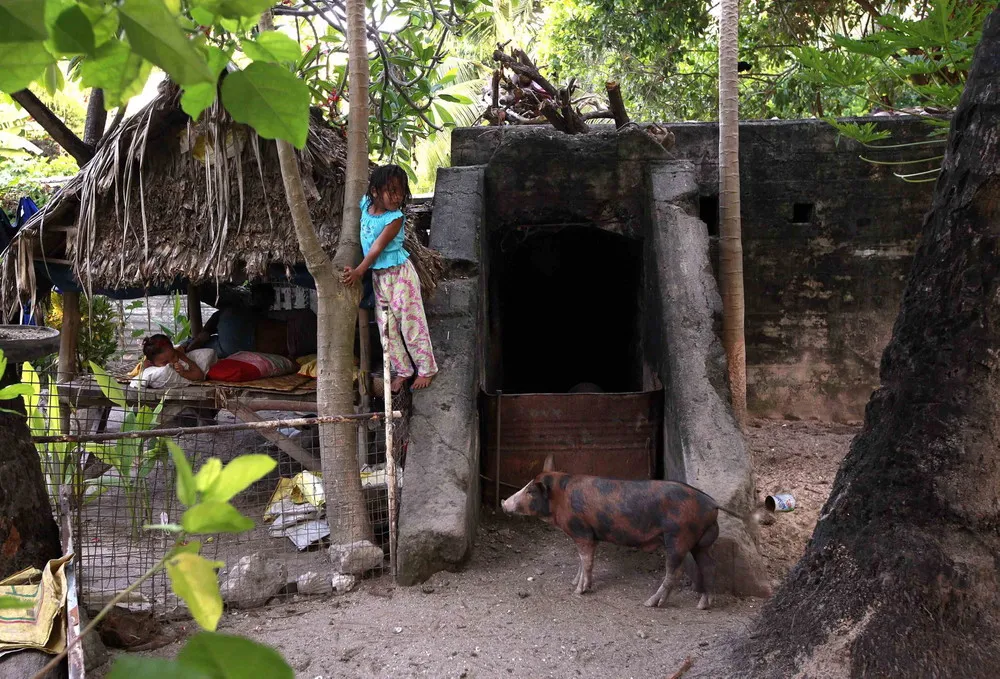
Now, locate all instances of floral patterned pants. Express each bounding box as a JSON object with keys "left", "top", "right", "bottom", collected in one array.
[{"left": 373, "top": 259, "right": 439, "bottom": 379}]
